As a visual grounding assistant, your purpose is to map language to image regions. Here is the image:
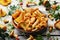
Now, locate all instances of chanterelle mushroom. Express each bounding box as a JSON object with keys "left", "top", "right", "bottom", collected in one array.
[
  {"left": 0, "top": 0, "right": 11, "bottom": 6},
  {"left": 0, "top": 24, "right": 7, "bottom": 31},
  {"left": 27, "top": 35, "right": 36, "bottom": 40},
  {"left": 0, "top": 8, "right": 6, "bottom": 17}
]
